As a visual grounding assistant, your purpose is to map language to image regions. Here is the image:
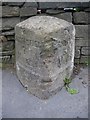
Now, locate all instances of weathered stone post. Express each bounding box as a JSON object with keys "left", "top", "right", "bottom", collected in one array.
[{"left": 15, "top": 16, "right": 75, "bottom": 99}]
